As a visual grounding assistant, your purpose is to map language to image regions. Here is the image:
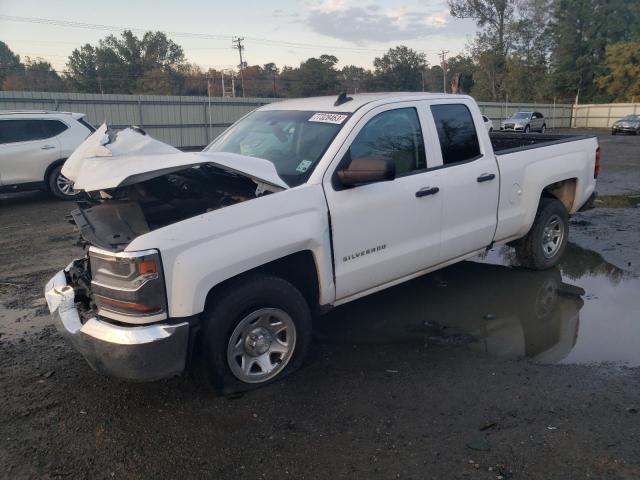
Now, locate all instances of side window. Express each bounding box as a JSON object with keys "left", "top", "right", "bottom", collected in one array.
[
  {"left": 430, "top": 104, "right": 481, "bottom": 165},
  {"left": 0, "top": 119, "right": 67, "bottom": 144},
  {"left": 348, "top": 107, "right": 426, "bottom": 176},
  {"left": 41, "top": 120, "right": 68, "bottom": 137}
]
